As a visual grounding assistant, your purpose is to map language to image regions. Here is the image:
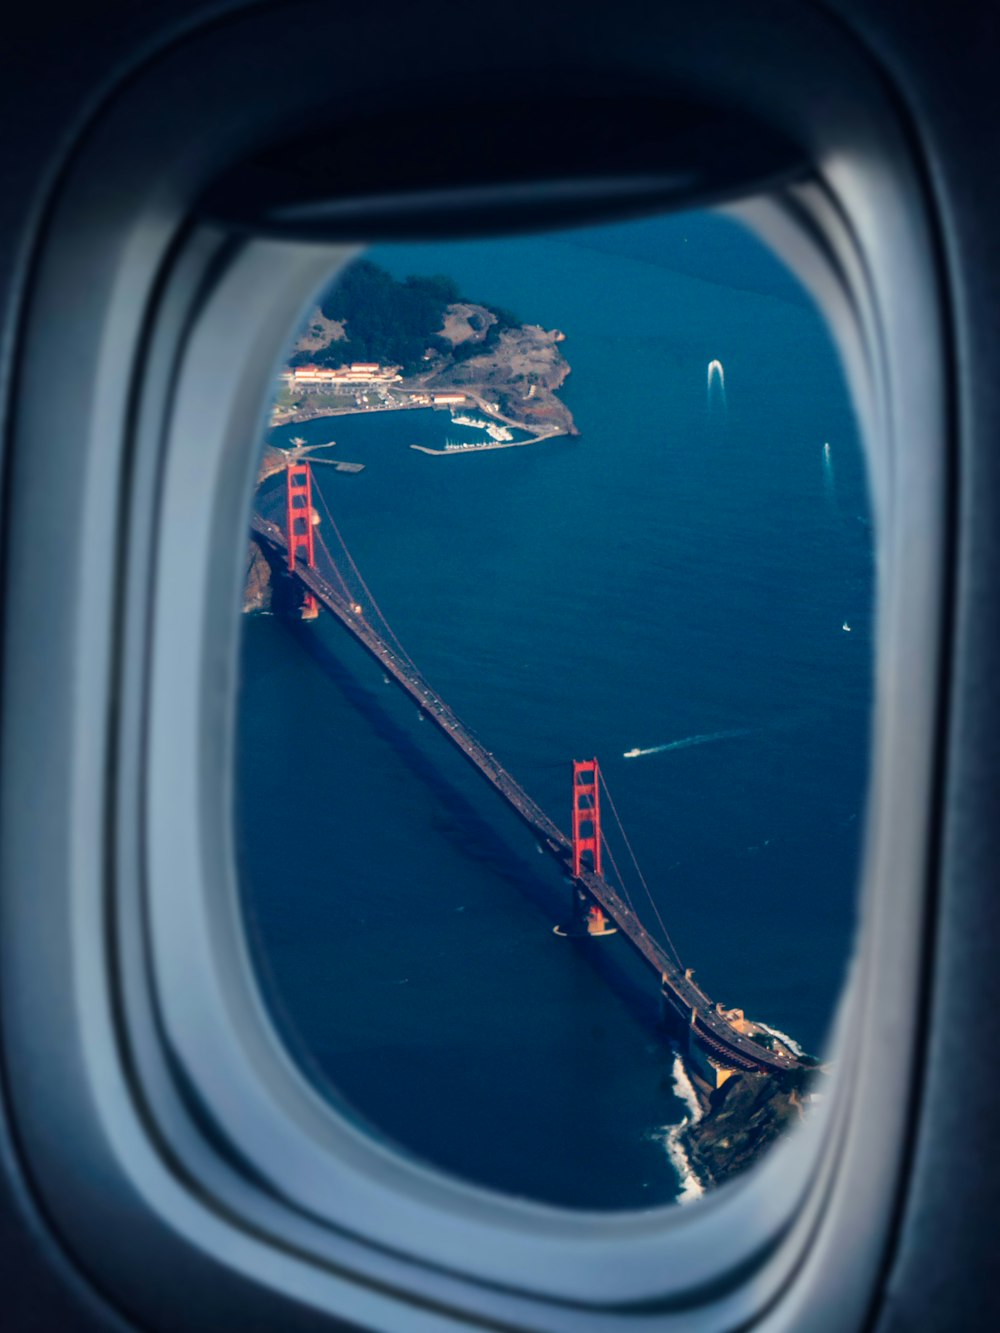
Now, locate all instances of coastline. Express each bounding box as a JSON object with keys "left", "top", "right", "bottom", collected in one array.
[
  {"left": 650, "top": 1048, "right": 707, "bottom": 1205},
  {"left": 410, "top": 426, "right": 567, "bottom": 456},
  {"left": 271, "top": 399, "right": 424, "bottom": 427},
  {"left": 271, "top": 396, "right": 572, "bottom": 454},
  {"left": 275, "top": 301, "right": 577, "bottom": 445}
]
